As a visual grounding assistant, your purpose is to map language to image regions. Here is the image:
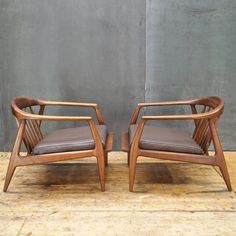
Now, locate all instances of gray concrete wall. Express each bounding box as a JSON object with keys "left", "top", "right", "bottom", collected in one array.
[
  {"left": 0, "top": 0, "right": 236, "bottom": 151},
  {"left": 0, "top": 0, "right": 145, "bottom": 150},
  {"left": 146, "top": 0, "right": 236, "bottom": 150}
]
